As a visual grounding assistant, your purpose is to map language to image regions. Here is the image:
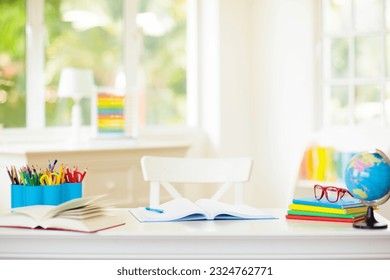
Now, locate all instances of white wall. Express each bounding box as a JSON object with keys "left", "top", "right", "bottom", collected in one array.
[
  {"left": 197, "top": 0, "right": 317, "bottom": 208},
  {"left": 249, "top": 0, "right": 316, "bottom": 207}
]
